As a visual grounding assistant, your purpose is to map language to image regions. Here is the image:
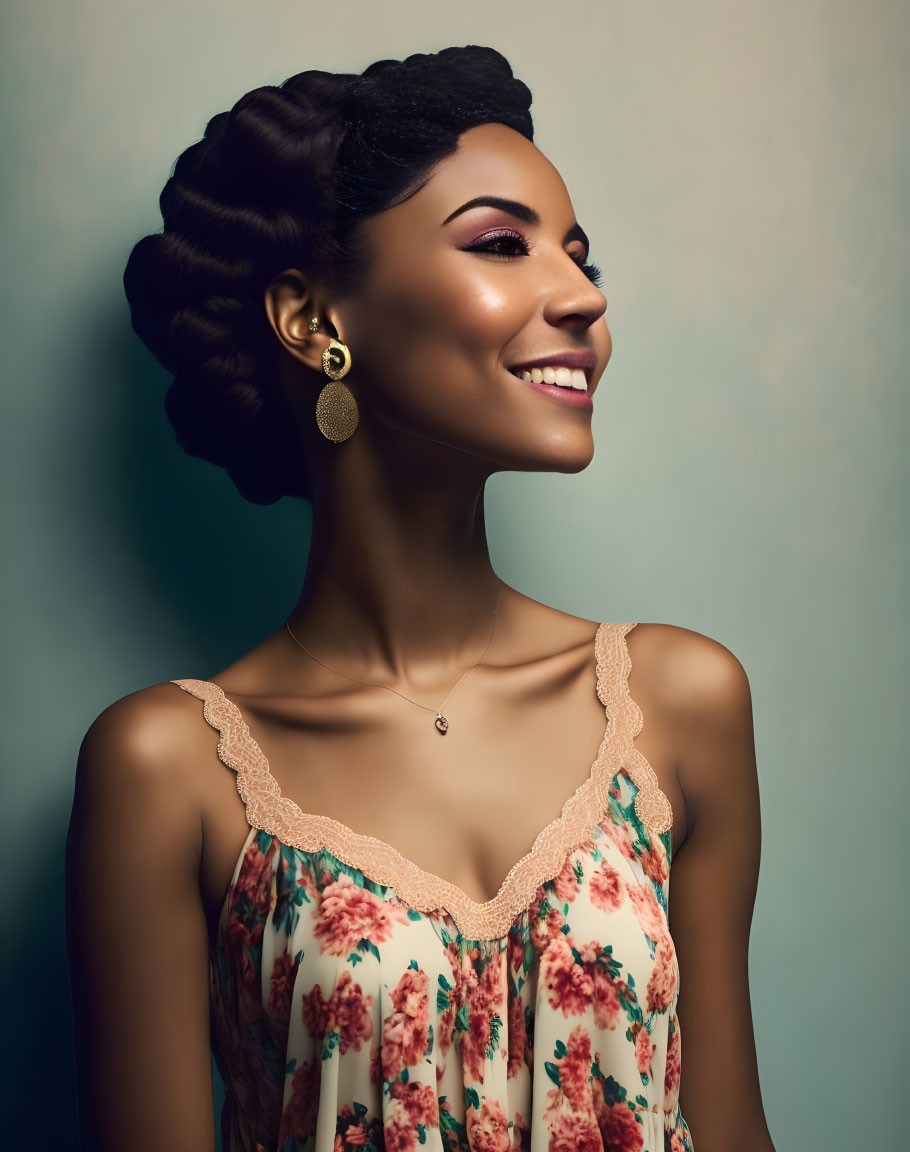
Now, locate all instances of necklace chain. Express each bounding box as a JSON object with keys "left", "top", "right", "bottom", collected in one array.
[{"left": 283, "top": 589, "right": 500, "bottom": 734}]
